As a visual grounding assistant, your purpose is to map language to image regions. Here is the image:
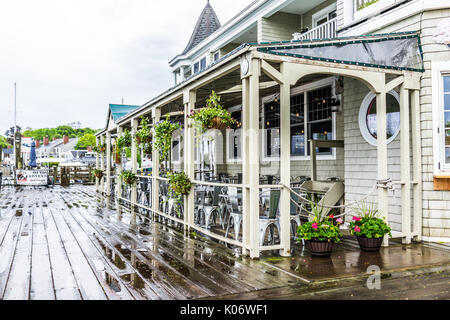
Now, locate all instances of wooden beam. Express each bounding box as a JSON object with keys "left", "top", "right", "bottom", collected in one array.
[
  {"left": 261, "top": 60, "right": 283, "bottom": 85},
  {"left": 410, "top": 89, "right": 422, "bottom": 241},
  {"left": 183, "top": 90, "right": 196, "bottom": 229},
  {"left": 217, "top": 81, "right": 278, "bottom": 95},
  {"left": 152, "top": 109, "right": 160, "bottom": 221},
  {"left": 400, "top": 85, "right": 411, "bottom": 244},
  {"left": 115, "top": 126, "right": 123, "bottom": 210},
  {"left": 279, "top": 62, "right": 290, "bottom": 257},
  {"left": 241, "top": 76, "right": 250, "bottom": 257},
  {"left": 385, "top": 76, "right": 404, "bottom": 92}
]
